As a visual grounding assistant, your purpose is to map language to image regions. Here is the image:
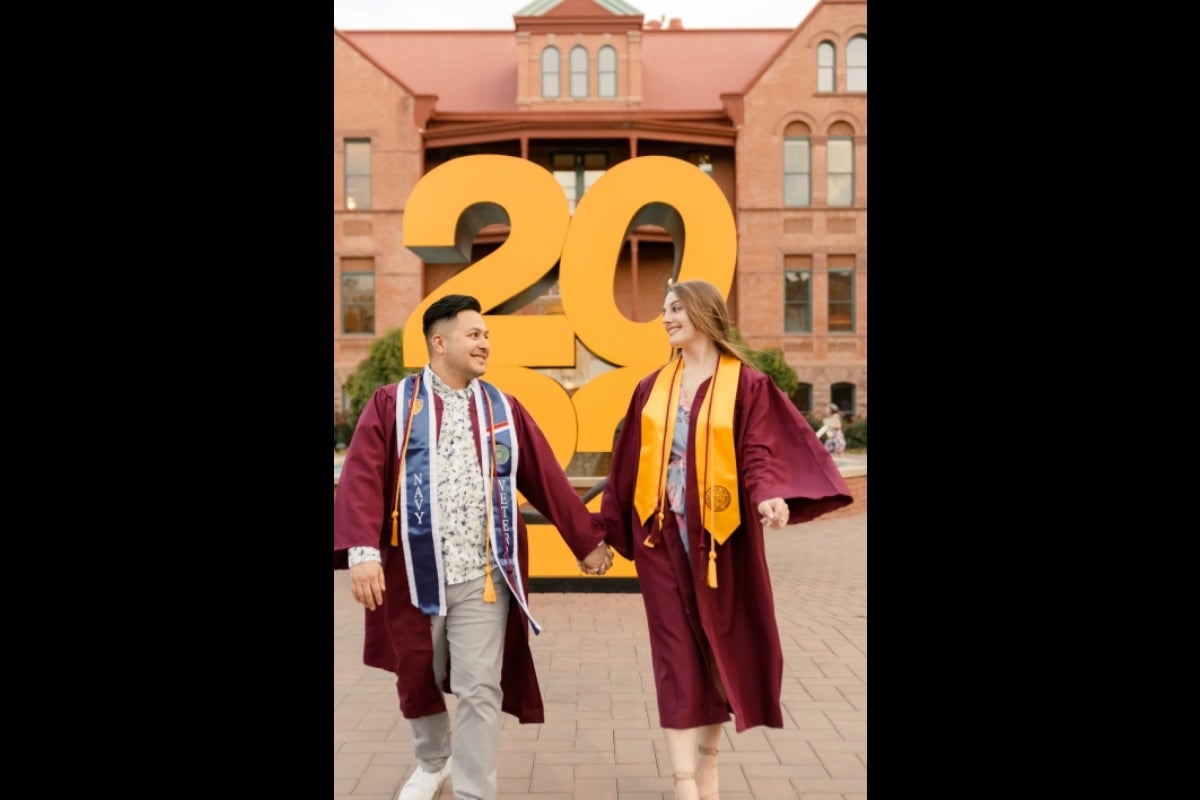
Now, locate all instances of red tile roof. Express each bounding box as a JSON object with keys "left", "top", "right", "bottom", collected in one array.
[{"left": 340, "top": 28, "right": 792, "bottom": 113}]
